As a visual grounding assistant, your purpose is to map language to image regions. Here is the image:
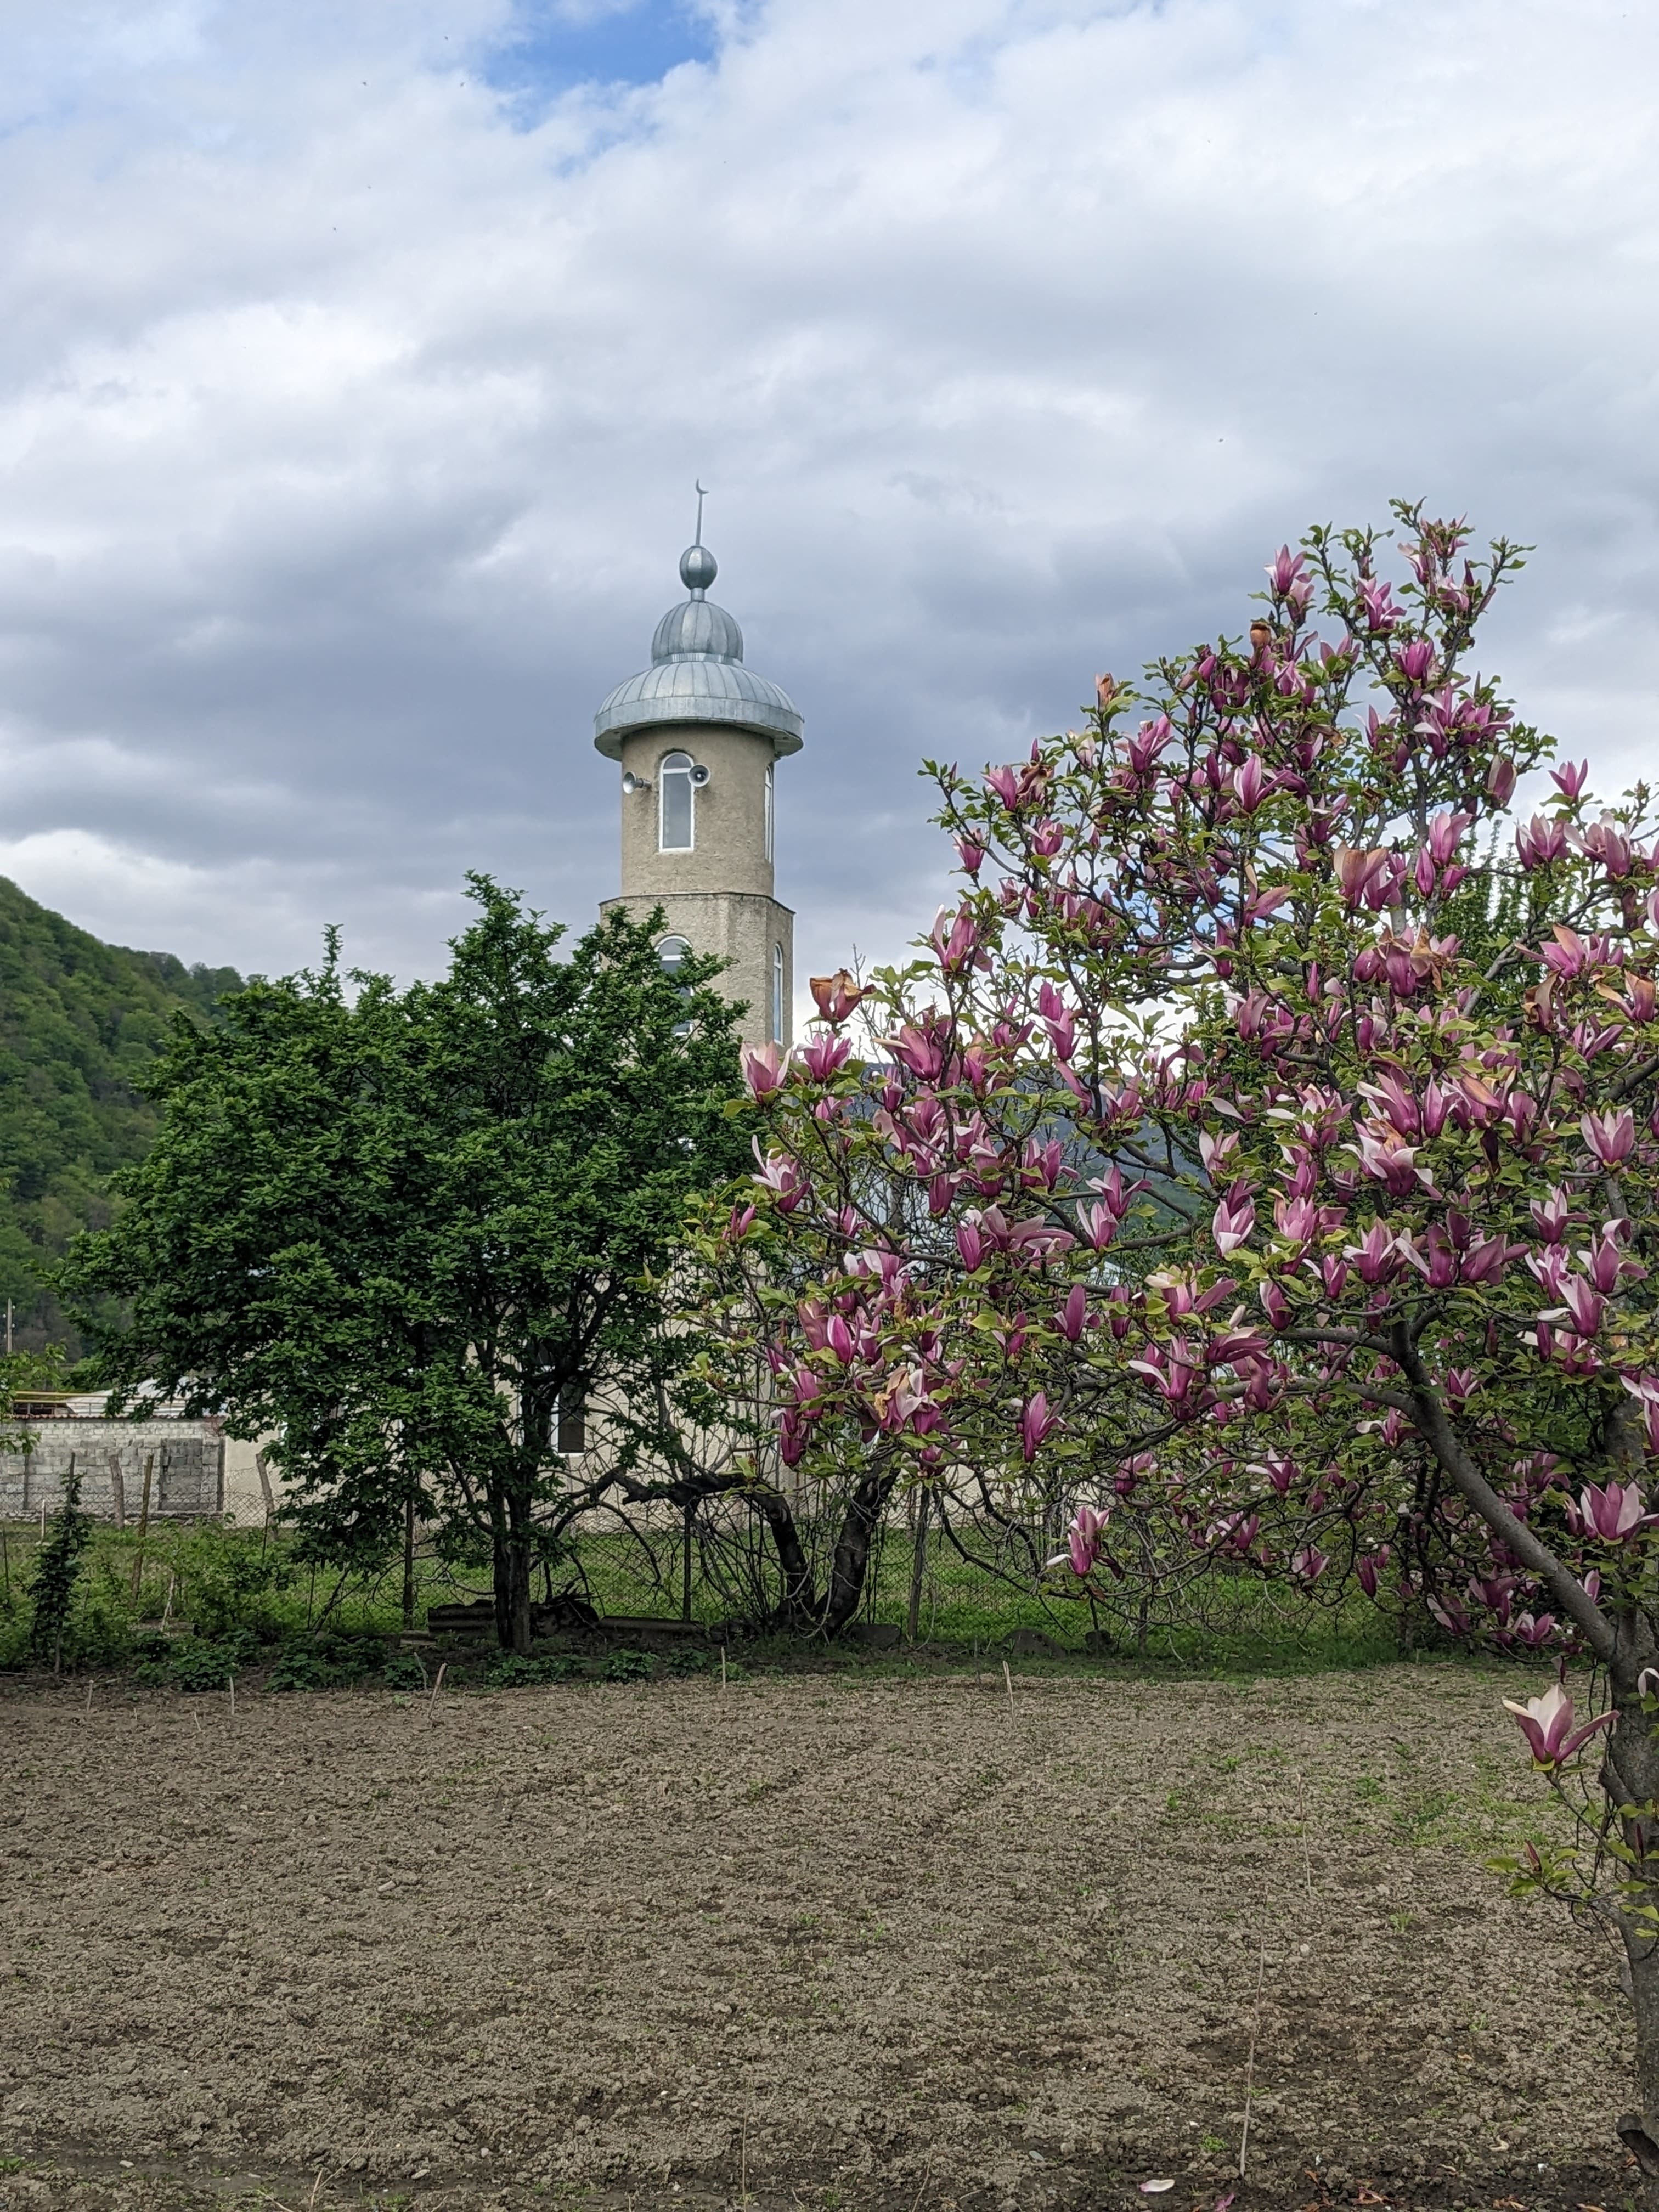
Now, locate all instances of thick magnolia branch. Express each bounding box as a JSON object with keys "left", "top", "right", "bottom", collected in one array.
[{"left": 1389, "top": 1322, "right": 1617, "bottom": 1661}]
